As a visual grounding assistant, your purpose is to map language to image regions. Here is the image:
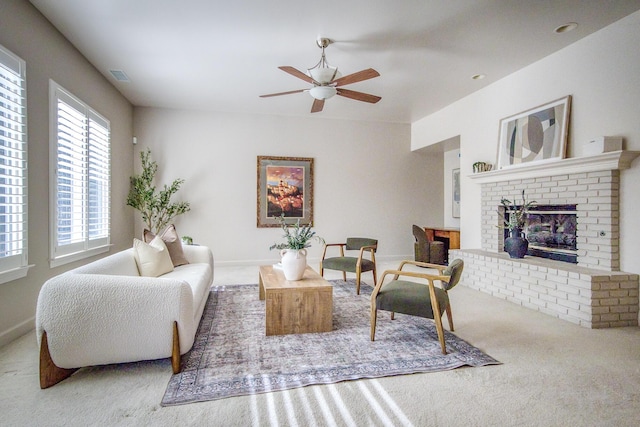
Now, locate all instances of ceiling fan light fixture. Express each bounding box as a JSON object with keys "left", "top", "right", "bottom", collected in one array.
[
  {"left": 309, "top": 86, "right": 337, "bottom": 100},
  {"left": 307, "top": 37, "right": 341, "bottom": 84},
  {"left": 260, "top": 36, "right": 380, "bottom": 112},
  {"left": 309, "top": 66, "right": 340, "bottom": 84}
]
